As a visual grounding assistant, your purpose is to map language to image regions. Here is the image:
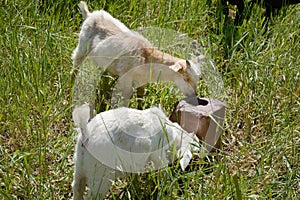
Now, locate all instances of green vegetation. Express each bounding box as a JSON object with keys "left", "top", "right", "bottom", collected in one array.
[{"left": 1, "top": 0, "right": 299, "bottom": 199}]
